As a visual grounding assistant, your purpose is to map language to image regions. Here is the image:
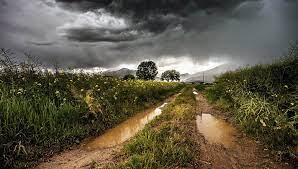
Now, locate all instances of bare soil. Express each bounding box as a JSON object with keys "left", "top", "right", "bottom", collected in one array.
[
  {"left": 195, "top": 92, "right": 293, "bottom": 169},
  {"left": 36, "top": 145, "right": 121, "bottom": 169}
]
